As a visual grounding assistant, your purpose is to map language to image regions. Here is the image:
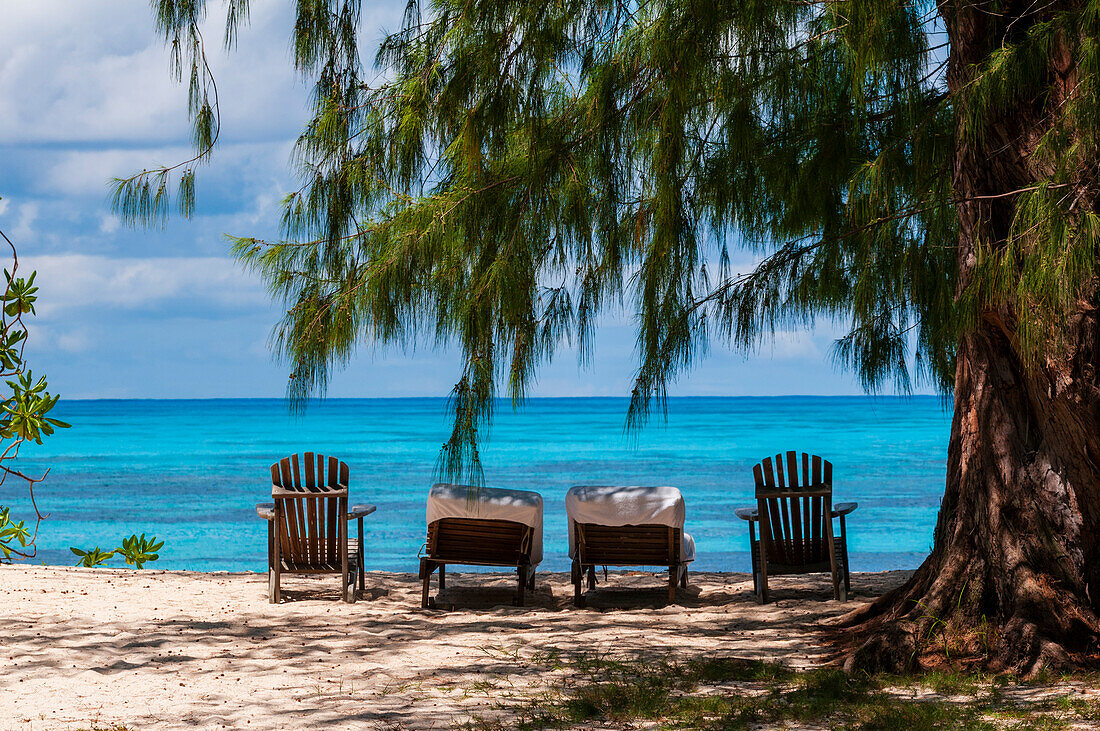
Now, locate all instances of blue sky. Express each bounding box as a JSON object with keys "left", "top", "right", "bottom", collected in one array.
[{"left": 0, "top": 1, "right": 922, "bottom": 400}]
